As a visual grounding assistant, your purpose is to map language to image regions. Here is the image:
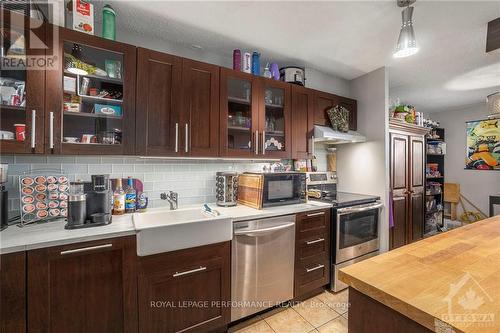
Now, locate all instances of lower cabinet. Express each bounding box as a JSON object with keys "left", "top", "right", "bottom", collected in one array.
[
  {"left": 1, "top": 252, "right": 26, "bottom": 333},
  {"left": 294, "top": 209, "right": 331, "bottom": 299},
  {"left": 137, "top": 242, "right": 230, "bottom": 333},
  {"left": 27, "top": 236, "right": 138, "bottom": 333}
]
